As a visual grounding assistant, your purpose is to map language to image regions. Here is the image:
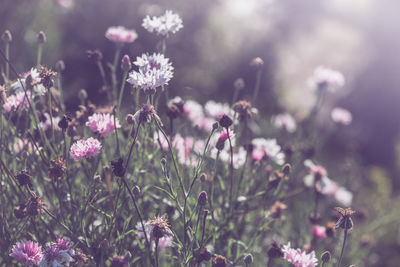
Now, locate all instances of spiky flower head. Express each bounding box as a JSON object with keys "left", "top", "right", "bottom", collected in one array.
[
  {"left": 147, "top": 215, "right": 173, "bottom": 239},
  {"left": 142, "top": 10, "right": 183, "bottom": 36},
  {"left": 335, "top": 207, "right": 355, "bottom": 230},
  {"left": 10, "top": 240, "right": 43, "bottom": 265}
]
